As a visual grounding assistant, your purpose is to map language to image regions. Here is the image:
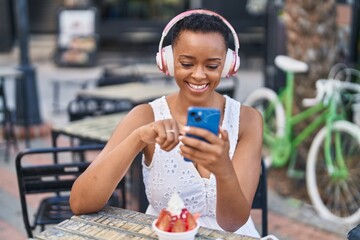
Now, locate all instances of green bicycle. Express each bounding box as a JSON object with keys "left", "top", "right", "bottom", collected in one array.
[{"left": 244, "top": 55, "right": 360, "bottom": 224}]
